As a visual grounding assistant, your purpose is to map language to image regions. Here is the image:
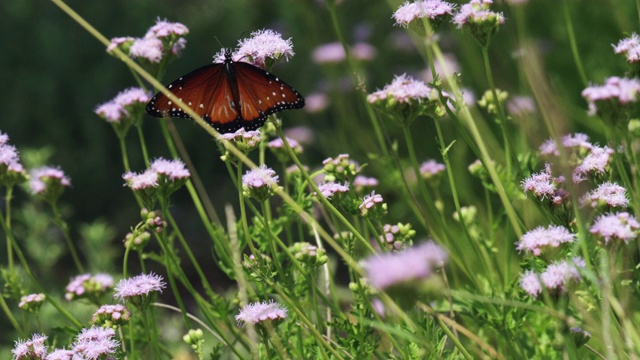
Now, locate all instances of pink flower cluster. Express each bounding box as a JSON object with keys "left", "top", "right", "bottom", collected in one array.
[
  {"left": 214, "top": 29, "right": 294, "bottom": 69},
  {"left": 590, "top": 212, "right": 640, "bottom": 244},
  {"left": 123, "top": 157, "right": 190, "bottom": 191},
  {"left": 393, "top": 0, "right": 455, "bottom": 27},
  {"left": 109, "top": 18, "right": 189, "bottom": 63},
  {"left": 317, "top": 181, "right": 350, "bottom": 199},
  {"left": 95, "top": 87, "right": 152, "bottom": 123},
  {"left": 613, "top": 33, "right": 640, "bottom": 63},
  {"left": 520, "top": 258, "right": 585, "bottom": 297},
  {"left": 235, "top": 300, "right": 288, "bottom": 327},
  {"left": 367, "top": 73, "right": 434, "bottom": 104},
  {"left": 516, "top": 225, "right": 576, "bottom": 256}
]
